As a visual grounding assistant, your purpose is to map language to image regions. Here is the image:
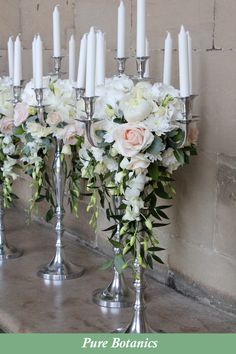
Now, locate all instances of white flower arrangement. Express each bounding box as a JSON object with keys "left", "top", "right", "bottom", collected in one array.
[
  {"left": 16, "top": 77, "right": 85, "bottom": 219},
  {"left": 78, "top": 75, "right": 198, "bottom": 270}
]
